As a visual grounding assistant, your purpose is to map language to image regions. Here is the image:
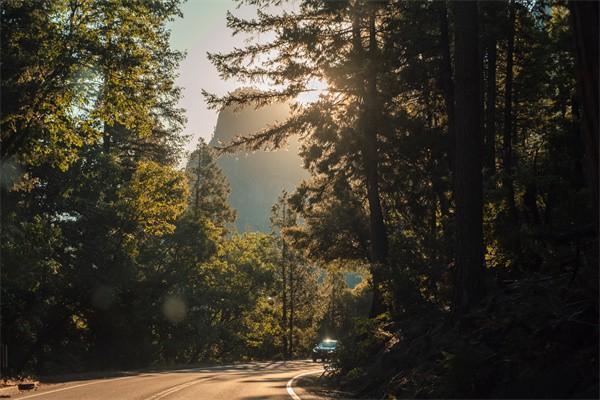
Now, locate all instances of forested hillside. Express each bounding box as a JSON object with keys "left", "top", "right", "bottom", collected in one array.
[{"left": 1, "top": 0, "right": 598, "bottom": 398}]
